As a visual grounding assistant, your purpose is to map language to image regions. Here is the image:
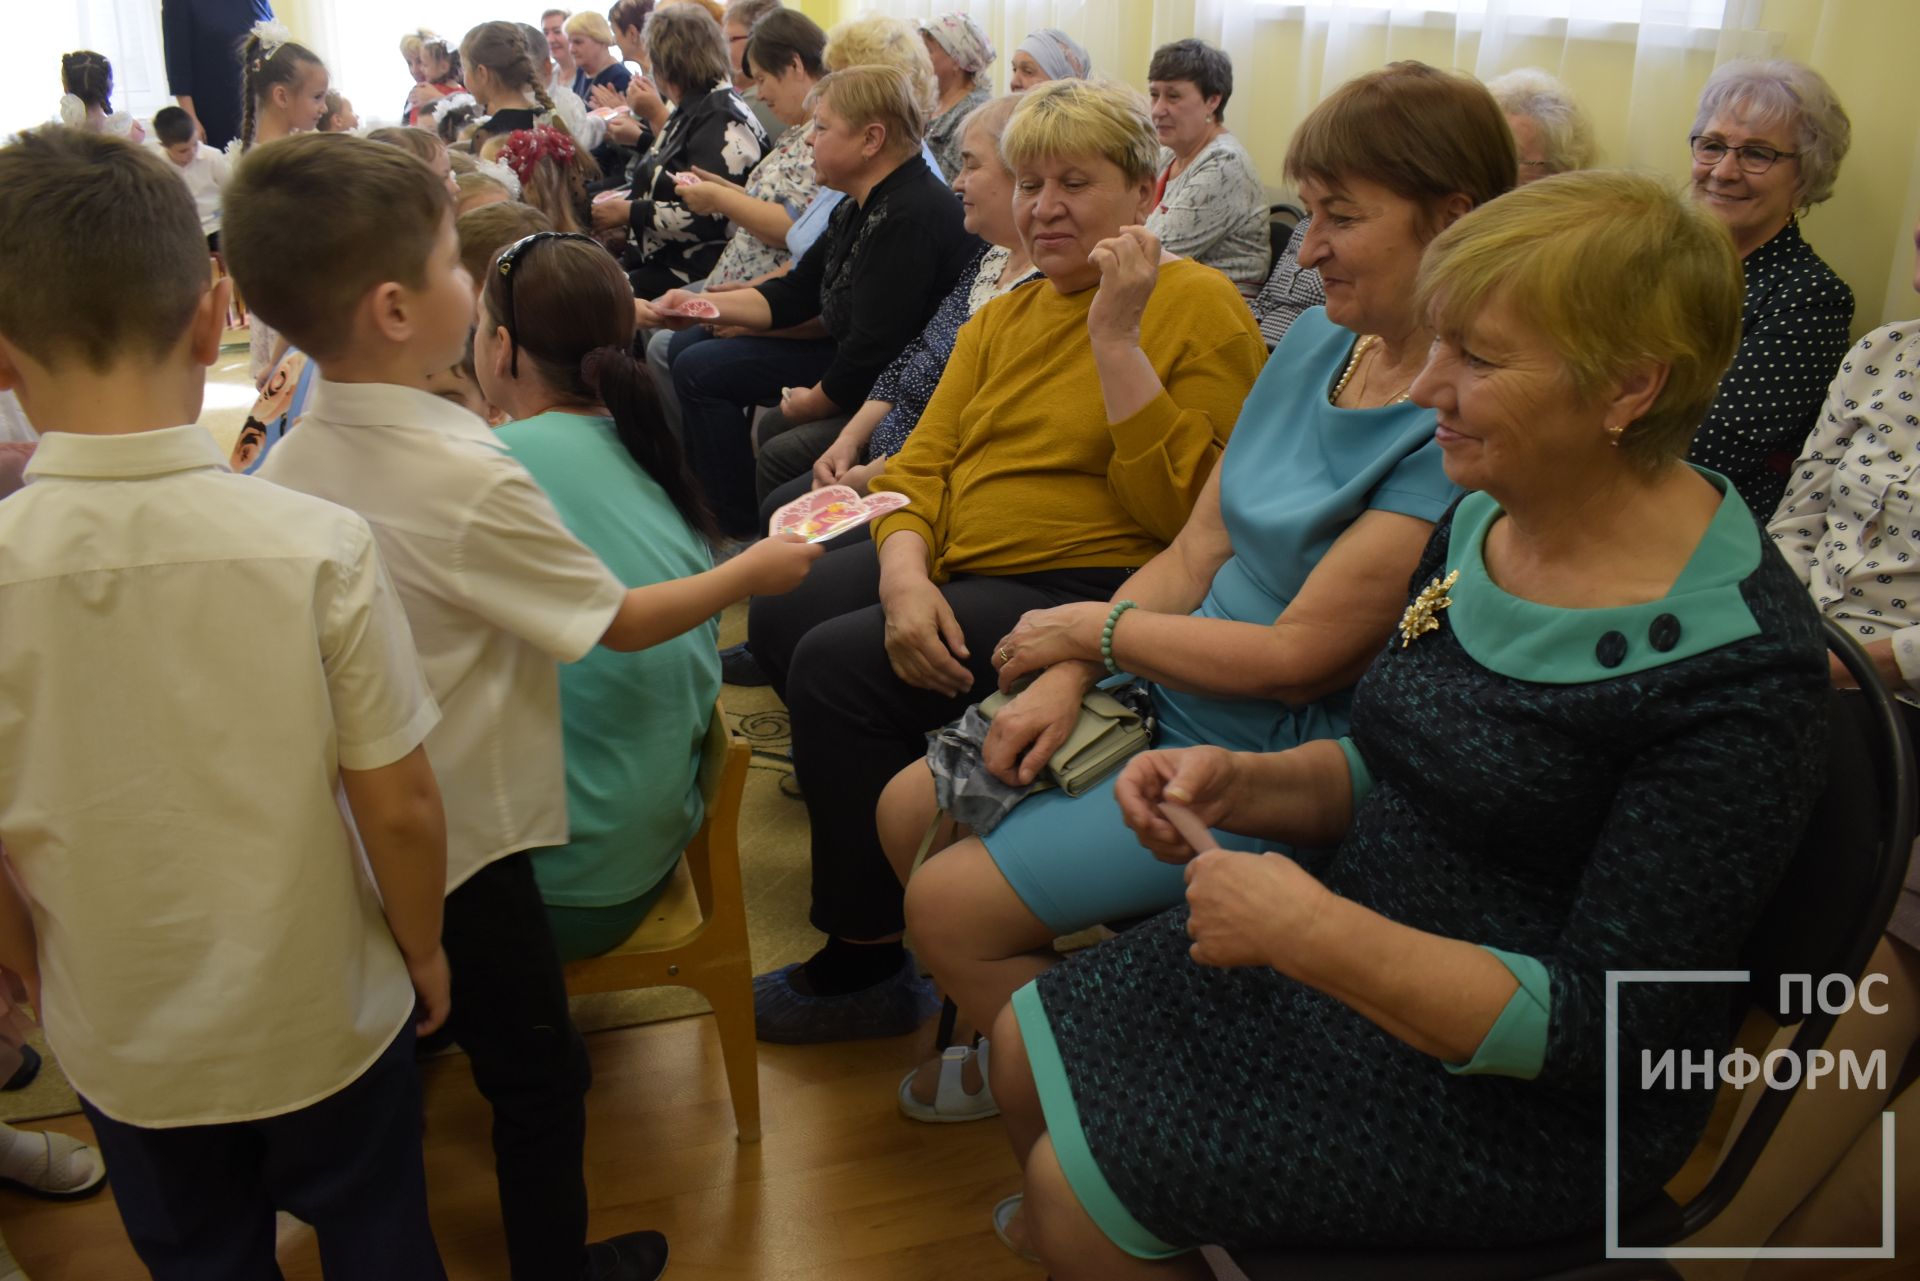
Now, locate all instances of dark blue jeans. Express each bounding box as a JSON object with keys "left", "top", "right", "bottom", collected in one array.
[
  {"left": 82, "top": 1025, "right": 444, "bottom": 1281},
  {"left": 671, "top": 332, "right": 835, "bottom": 536}
]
